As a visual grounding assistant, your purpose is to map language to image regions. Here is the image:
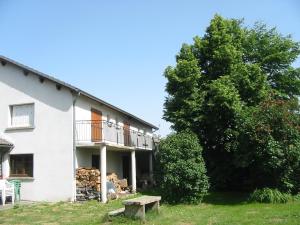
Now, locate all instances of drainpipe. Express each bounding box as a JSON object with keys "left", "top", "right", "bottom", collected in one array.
[{"left": 72, "top": 91, "right": 81, "bottom": 202}]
